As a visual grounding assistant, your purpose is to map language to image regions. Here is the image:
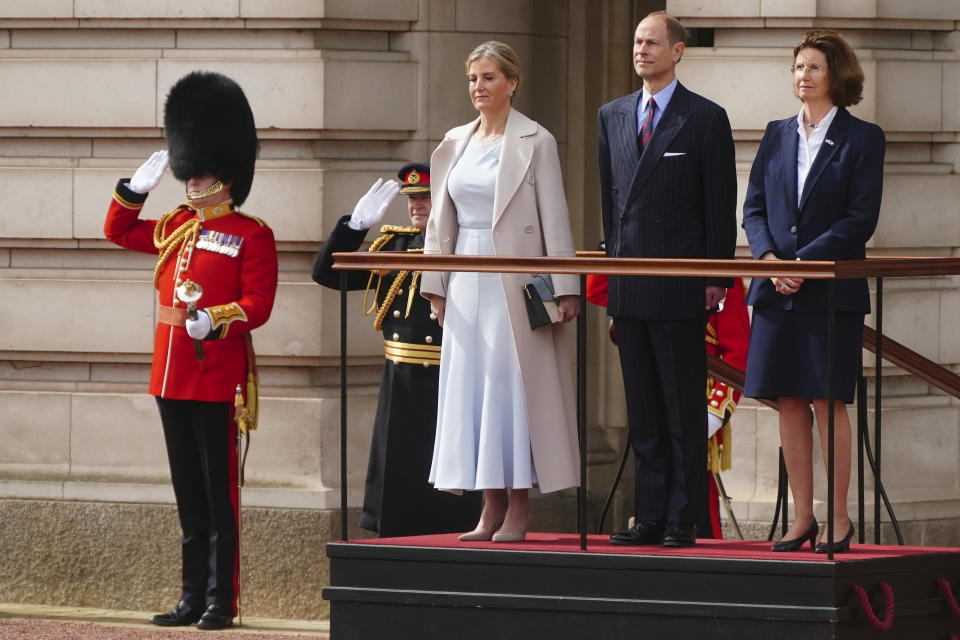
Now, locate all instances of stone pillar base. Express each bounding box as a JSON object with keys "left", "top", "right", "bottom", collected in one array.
[{"left": 0, "top": 498, "right": 373, "bottom": 621}]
